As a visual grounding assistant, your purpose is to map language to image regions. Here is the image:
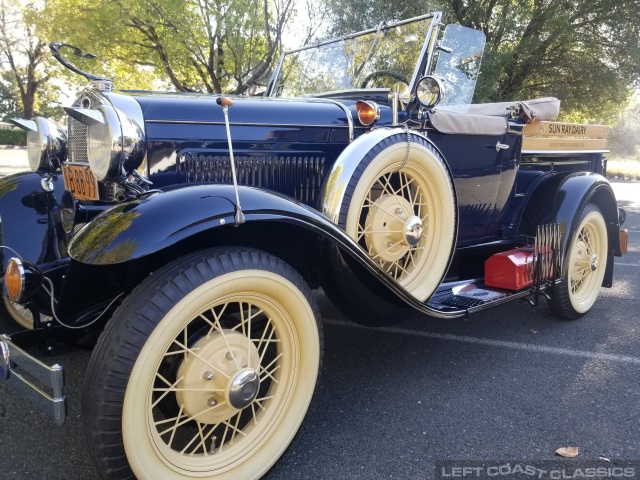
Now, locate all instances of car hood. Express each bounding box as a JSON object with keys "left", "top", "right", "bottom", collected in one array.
[{"left": 123, "top": 91, "right": 355, "bottom": 128}]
